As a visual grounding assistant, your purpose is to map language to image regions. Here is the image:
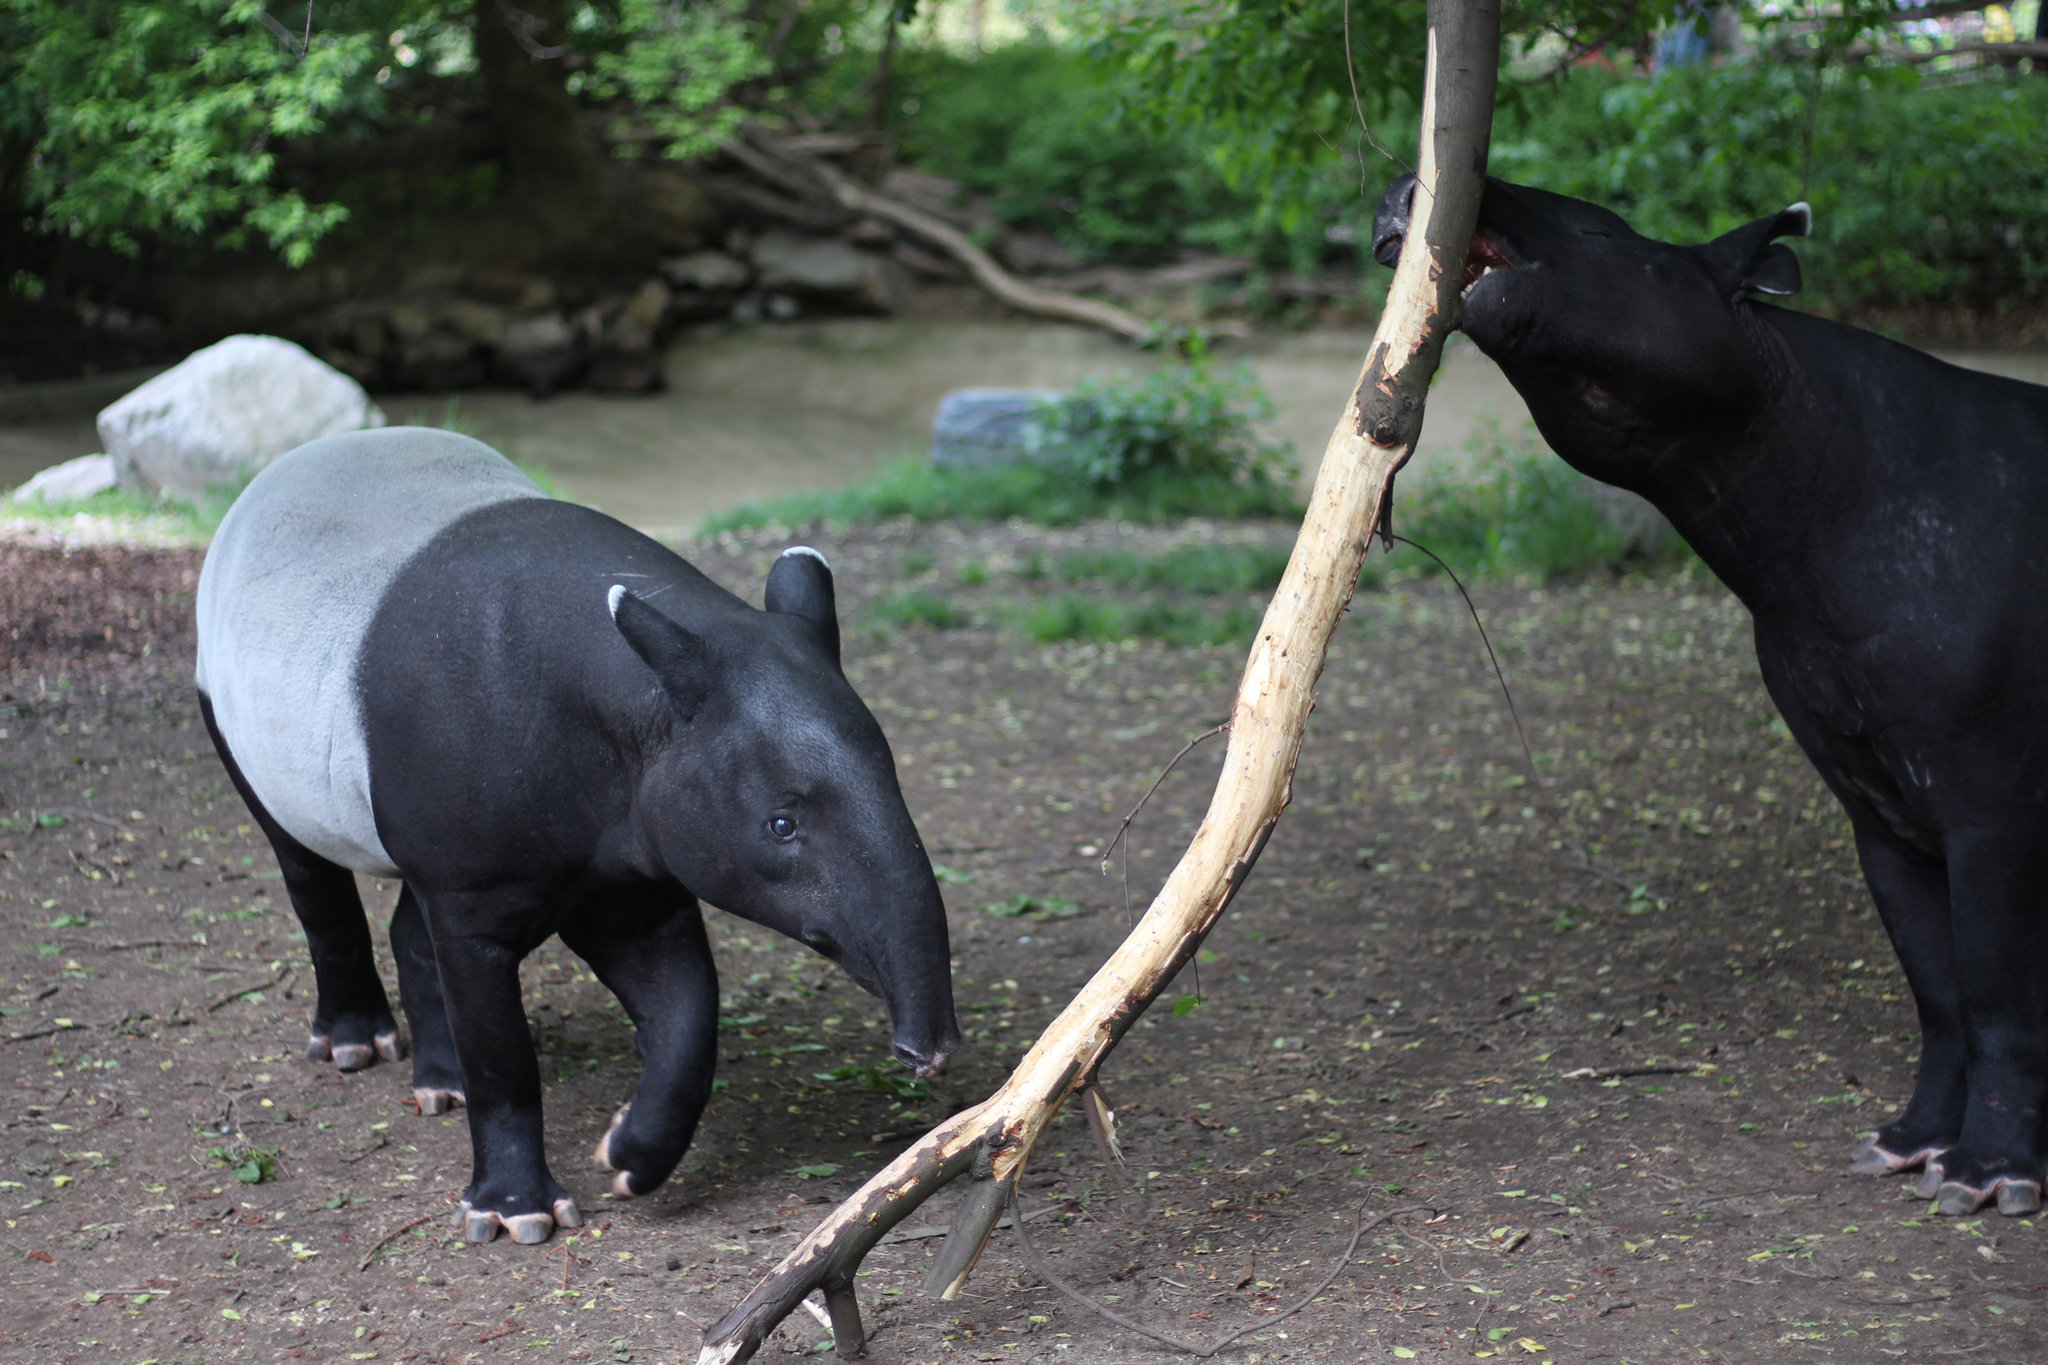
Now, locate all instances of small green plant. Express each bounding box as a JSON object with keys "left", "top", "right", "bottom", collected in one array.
[
  {"left": 982, "top": 894, "right": 1084, "bottom": 921},
  {"left": 814, "top": 1063, "right": 930, "bottom": 1102},
  {"left": 207, "top": 1142, "right": 281, "bottom": 1185},
  {"left": 869, "top": 591, "right": 972, "bottom": 632},
  {"left": 1028, "top": 357, "right": 1295, "bottom": 490},
  {"left": 1021, "top": 595, "right": 1261, "bottom": 648},
  {"left": 1055, "top": 543, "right": 1290, "bottom": 595}
]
